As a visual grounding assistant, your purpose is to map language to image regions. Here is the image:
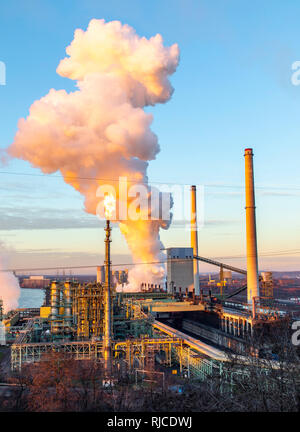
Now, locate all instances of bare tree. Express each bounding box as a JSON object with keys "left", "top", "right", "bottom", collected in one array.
[{"left": 223, "top": 317, "right": 300, "bottom": 412}]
